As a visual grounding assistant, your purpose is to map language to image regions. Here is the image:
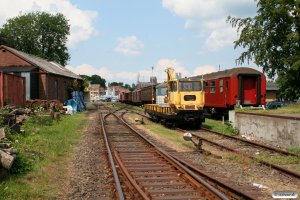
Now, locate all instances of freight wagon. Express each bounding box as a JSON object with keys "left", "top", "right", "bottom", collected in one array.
[
  {"left": 132, "top": 89, "right": 141, "bottom": 105},
  {"left": 0, "top": 73, "right": 26, "bottom": 107},
  {"left": 140, "top": 85, "right": 156, "bottom": 105}
]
